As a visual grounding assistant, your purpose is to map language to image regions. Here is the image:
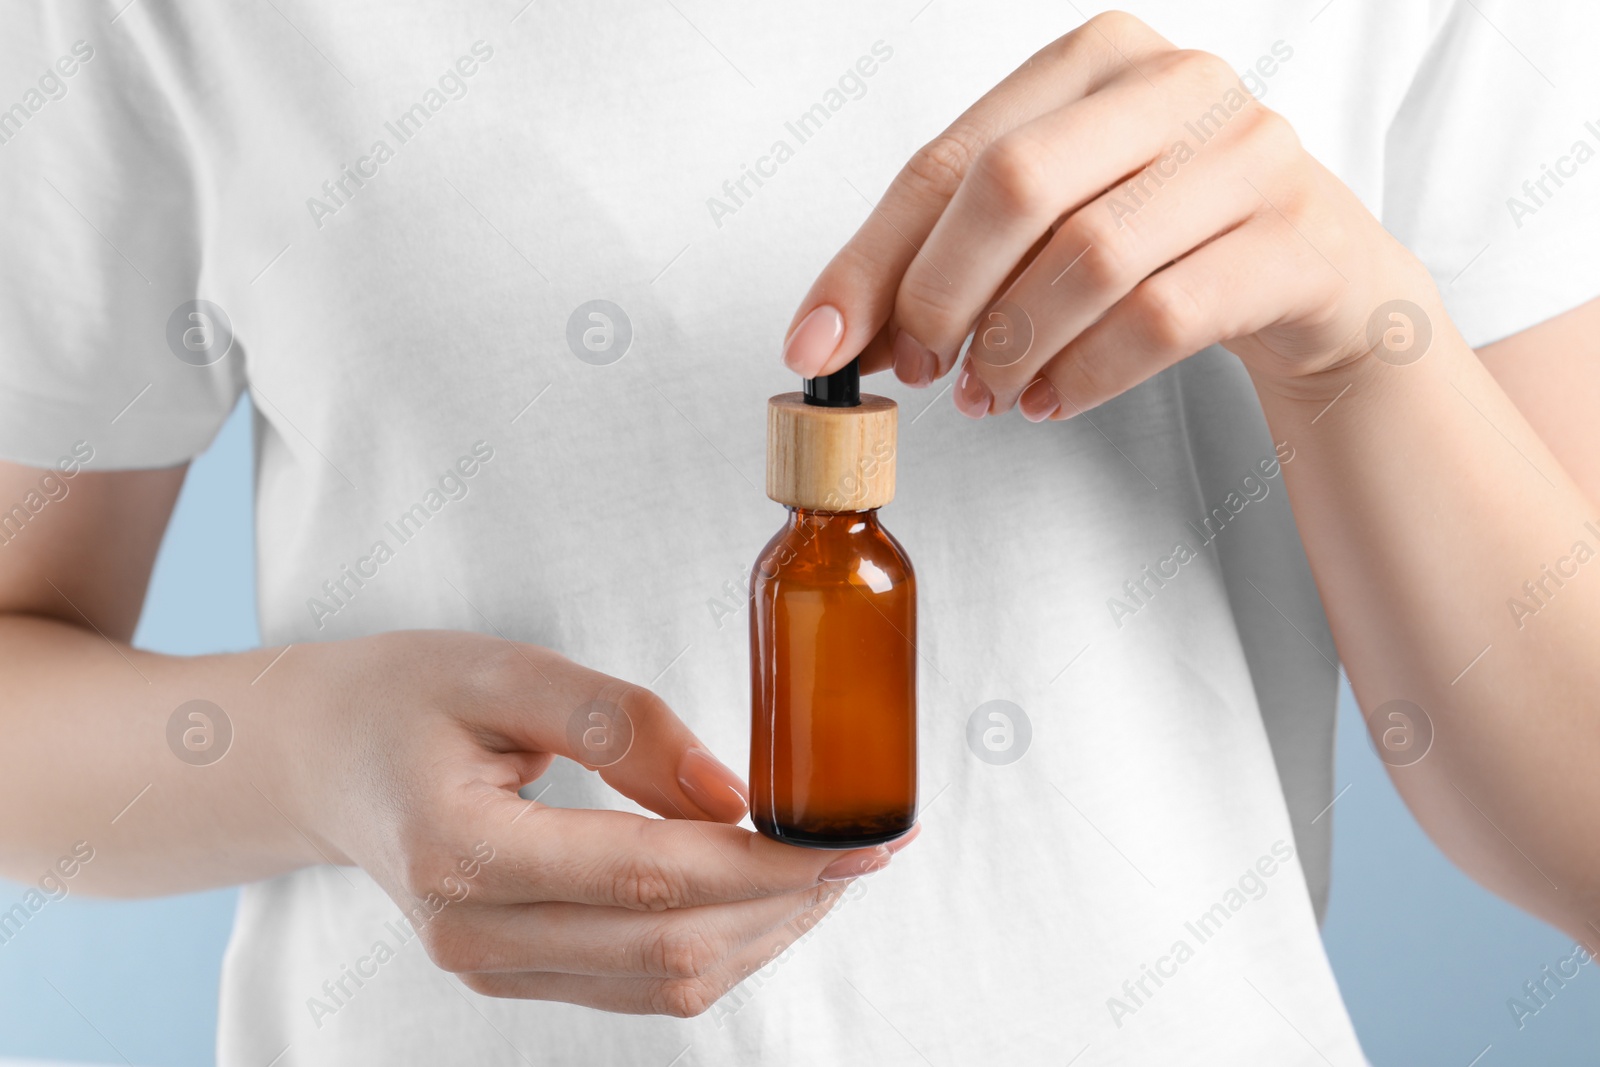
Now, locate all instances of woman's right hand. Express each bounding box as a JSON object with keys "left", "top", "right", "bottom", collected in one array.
[
  {"left": 0, "top": 460, "right": 912, "bottom": 1018},
  {"left": 283, "top": 629, "right": 913, "bottom": 1018}
]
